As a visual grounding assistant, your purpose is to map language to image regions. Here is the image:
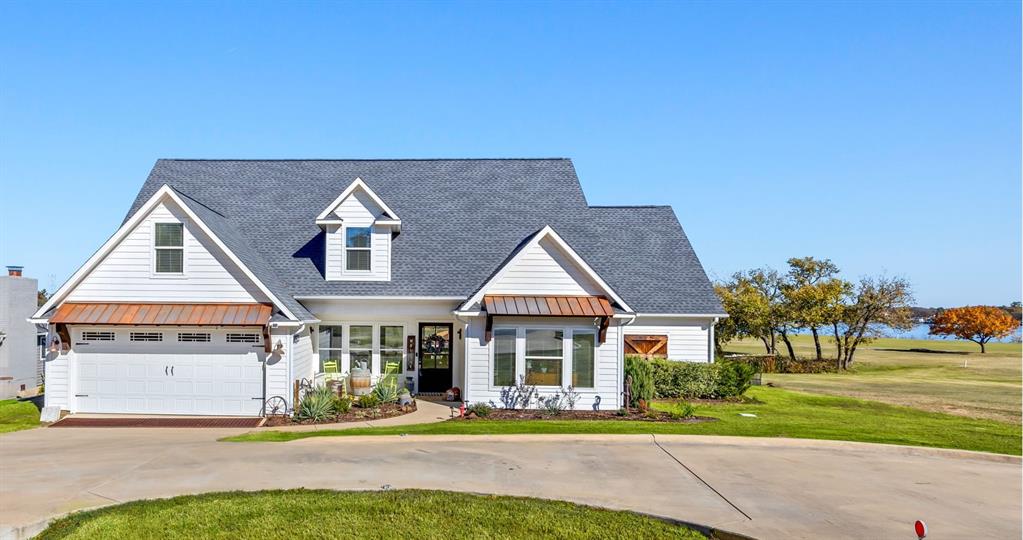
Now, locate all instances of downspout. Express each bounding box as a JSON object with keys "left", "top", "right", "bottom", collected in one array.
[
  {"left": 709, "top": 317, "right": 718, "bottom": 363},
  {"left": 289, "top": 322, "right": 306, "bottom": 412}
]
